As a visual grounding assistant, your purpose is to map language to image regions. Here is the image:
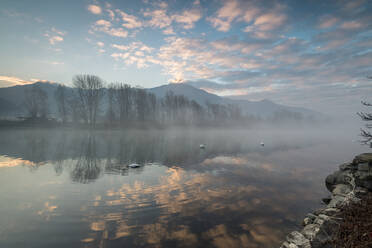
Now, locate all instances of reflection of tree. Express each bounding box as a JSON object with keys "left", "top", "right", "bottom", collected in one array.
[
  {"left": 23, "top": 131, "right": 49, "bottom": 169},
  {"left": 71, "top": 135, "right": 101, "bottom": 183},
  {"left": 53, "top": 132, "right": 67, "bottom": 175}
]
